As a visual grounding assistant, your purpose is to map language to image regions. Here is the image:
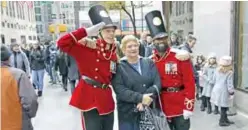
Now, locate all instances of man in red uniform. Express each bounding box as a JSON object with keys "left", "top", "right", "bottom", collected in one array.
[
  {"left": 57, "top": 5, "right": 117, "bottom": 130},
  {"left": 145, "top": 11, "right": 196, "bottom": 130}
]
